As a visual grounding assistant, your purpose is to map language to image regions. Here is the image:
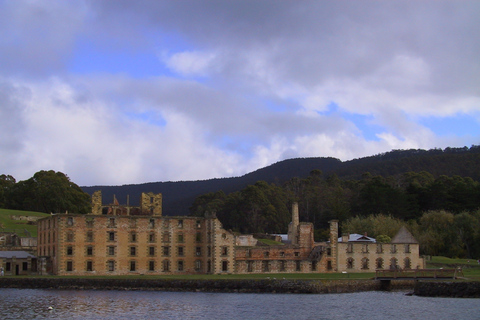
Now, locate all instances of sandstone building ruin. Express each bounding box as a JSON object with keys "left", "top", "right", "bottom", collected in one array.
[{"left": 36, "top": 192, "right": 424, "bottom": 275}]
